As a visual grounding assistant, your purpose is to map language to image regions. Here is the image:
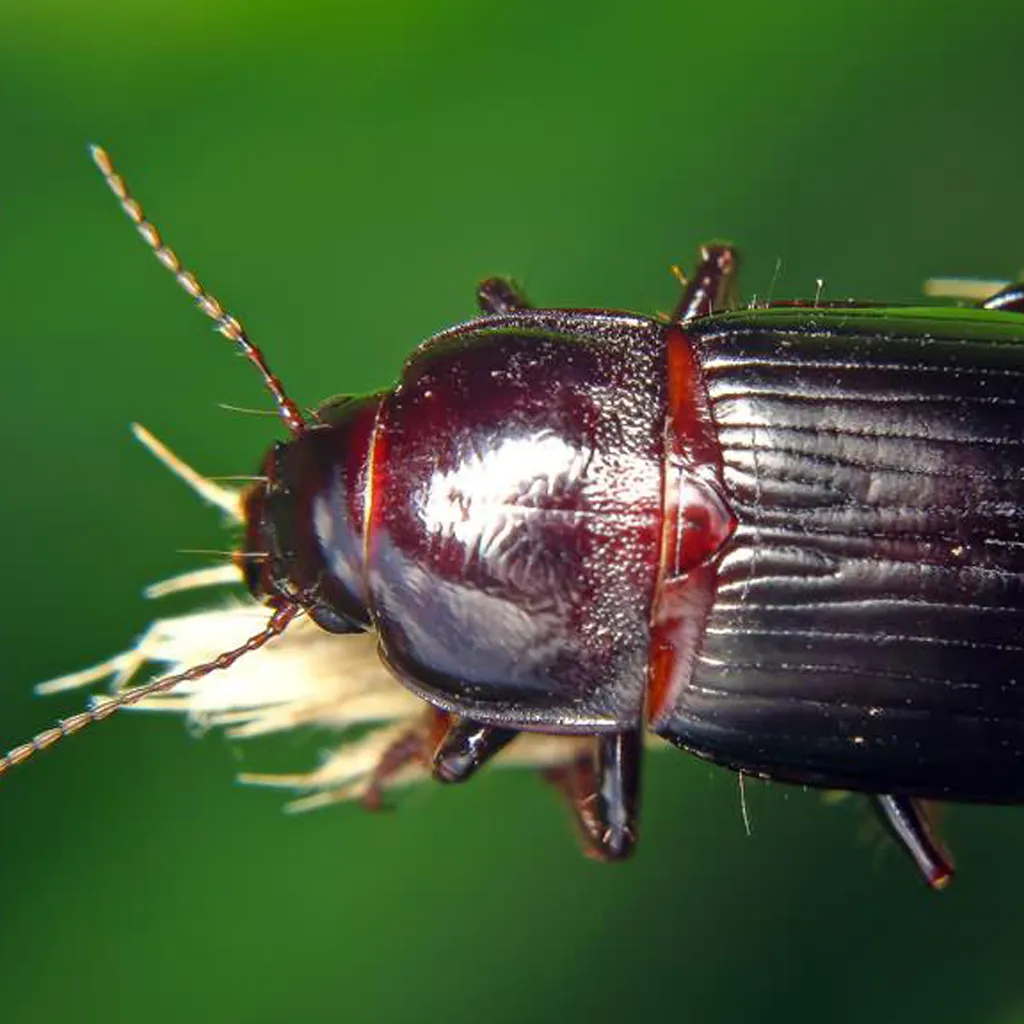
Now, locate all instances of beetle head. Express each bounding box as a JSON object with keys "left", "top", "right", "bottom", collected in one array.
[
  {"left": 0, "top": 146, "right": 358, "bottom": 779},
  {"left": 239, "top": 394, "right": 381, "bottom": 634}
]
